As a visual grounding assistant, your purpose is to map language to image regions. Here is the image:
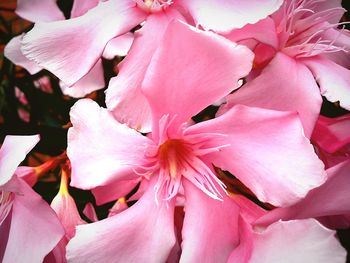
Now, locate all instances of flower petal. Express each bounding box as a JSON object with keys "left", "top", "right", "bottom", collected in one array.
[
  {"left": 102, "top": 32, "right": 134, "bottom": 59},
  {"left": 248, "top": 219, "right": 346, "bottom": 263},
  {"left": 60, "top": 59, "right": 105, "bottom": 98},
  {"left": 105, "top": 11, "right": 182, "bottom": 132},
  {"left": 312, "top": 114, "right": 350, "bottom": 154},
  {"left": 16, "top": 0, "right": 64, "bottom": 22},
  {"left": 142, "top": 20, "right": 254, "bottom": 134},
  {"left": 22, "top": 0, "right": 146, "bottom": 86},
  {"left": 66, "top": 178, "right": 176, "bottom": 263},
  {"left": 70, "top": 0, "right": 99, "bottom": 18},
  {"left": 91, "top": 179, "right": 139, "bottom": 205},
  {"left": 255, "top": 159, "right": 350, "bottom": 226},
  {"left": 179, "top": 0, "right": 283, "bottom": 32},
  {"left": 4, "top": 35, "right": 42, "bottom": 75},
  {"left": 0, "top": 135, "right": 40, "bottom": 186},
  {"left": 3, "top": 177, "right": 64, "bottom": 263},
  {"left": 219, "top": 52, "right": 322, "bottom": 138},
  {"left": 302, "top": 55, "right": 350, "bottom": 110},
  {"left": 186, "top": 105, "right": 327, "bottom": 207},
  {"left": 225, "top": 17, "right": 278, "bottom": 48},
  {"left": 67, "top": 99, "right": 150, "bottom": 189},
  {"left": 180, "top": 179, "right": 240, "bottom": 262}
]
